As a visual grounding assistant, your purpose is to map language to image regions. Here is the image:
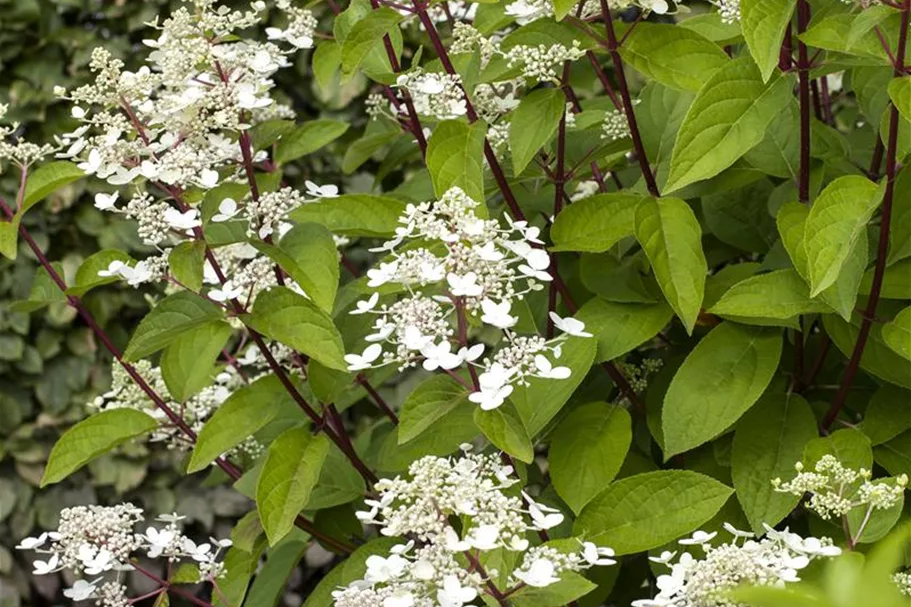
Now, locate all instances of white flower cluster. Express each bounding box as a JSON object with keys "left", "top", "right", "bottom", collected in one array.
[
  {"left": 895, "top": 571, "right": 911, "bottom": 597},
  {"left": 346, "top": 186, "right": 592, "bottom": 410},
  {"left": 632, "top": 524, "right": 841, "bottom": 607},
  {"left": 394, "top": 70, "right": 469, "bottom": 121},
  {"left": 505, "top": 41, "right": 585, "bottom": 83},
  {"left": 710, "top": 0, "right": 740, "bottom": 24},
  {"left": 772, "top": 455, "right": 908, "bottom": 520},
  {"left": 89, "top": 360, "right": 263, "bottom": 459},
  {"left": 0, "top": 104, "right": 57, "bottom": 168},
  {"left": 334, "top": 450, "right": 614, "bottom": 606},
  {"left": 504, "top": 0, "right": 679, "bottom": 23},
  {"left": 15, "top": 505, "right": 231, "bottom": 606}
]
